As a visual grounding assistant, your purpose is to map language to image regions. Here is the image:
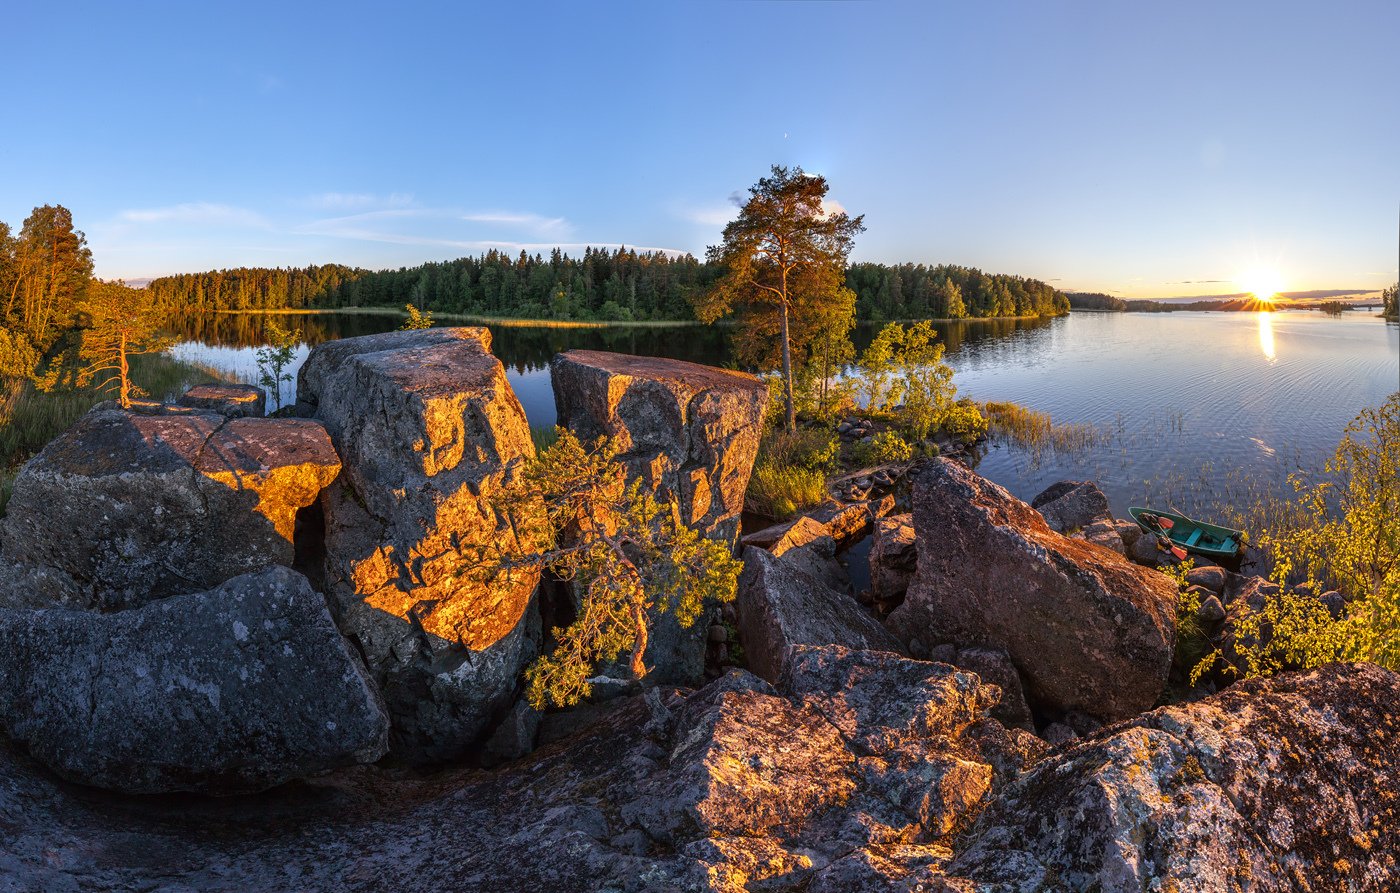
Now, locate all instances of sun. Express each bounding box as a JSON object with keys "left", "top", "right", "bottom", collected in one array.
[{"left": 1239, "top": 268, "right": 1285, "bottom": 302}]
